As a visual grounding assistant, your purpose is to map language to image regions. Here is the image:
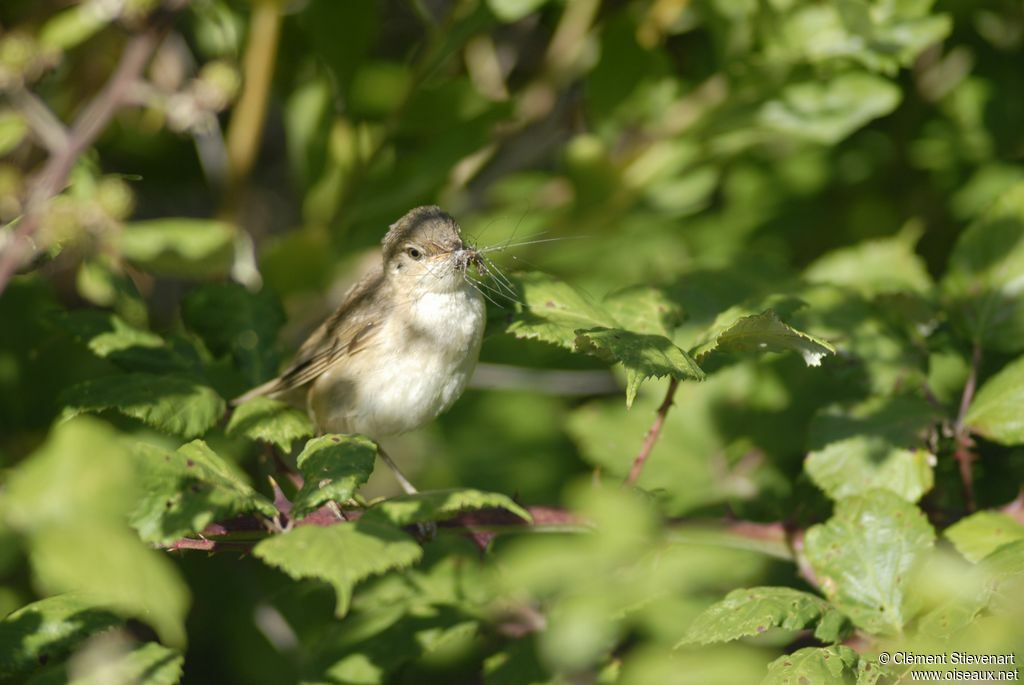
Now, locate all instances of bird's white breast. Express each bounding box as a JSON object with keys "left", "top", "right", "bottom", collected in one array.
[{"left": 311, "top": 285, "right": 485, "bottom": 437}]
